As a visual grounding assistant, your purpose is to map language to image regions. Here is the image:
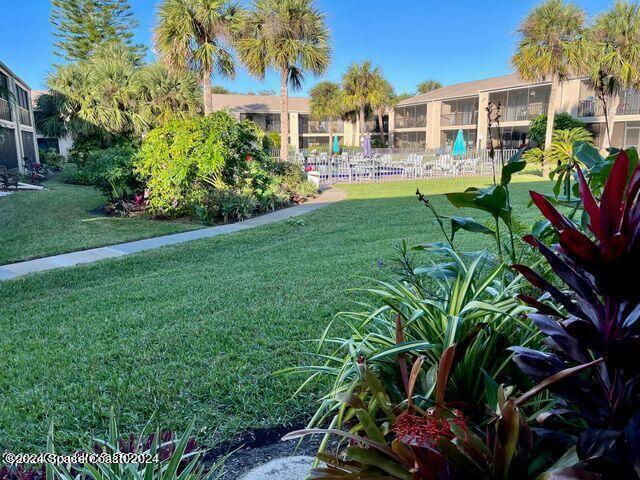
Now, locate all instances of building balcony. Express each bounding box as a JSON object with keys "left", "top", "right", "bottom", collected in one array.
[
  {"left": 18, "top": 106, "right": 31, "bottom": 126},
  {"left": 0, "top": 98, "right": 11, "bottom": 122},
  {"left": 578, "top": 95, "right": 640, "bottom": 118},
  {"left": 440, "top": 111, "right": 478, "bottom": 126},
  {"left": 301, "top": 119, "right": 343, "bottom": 134},
  {"left": 501, "top": 103, "right": 547, "bottom": 122},
  {"left": 395, "top": 116, "right": 426, "bottom": 129}
]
